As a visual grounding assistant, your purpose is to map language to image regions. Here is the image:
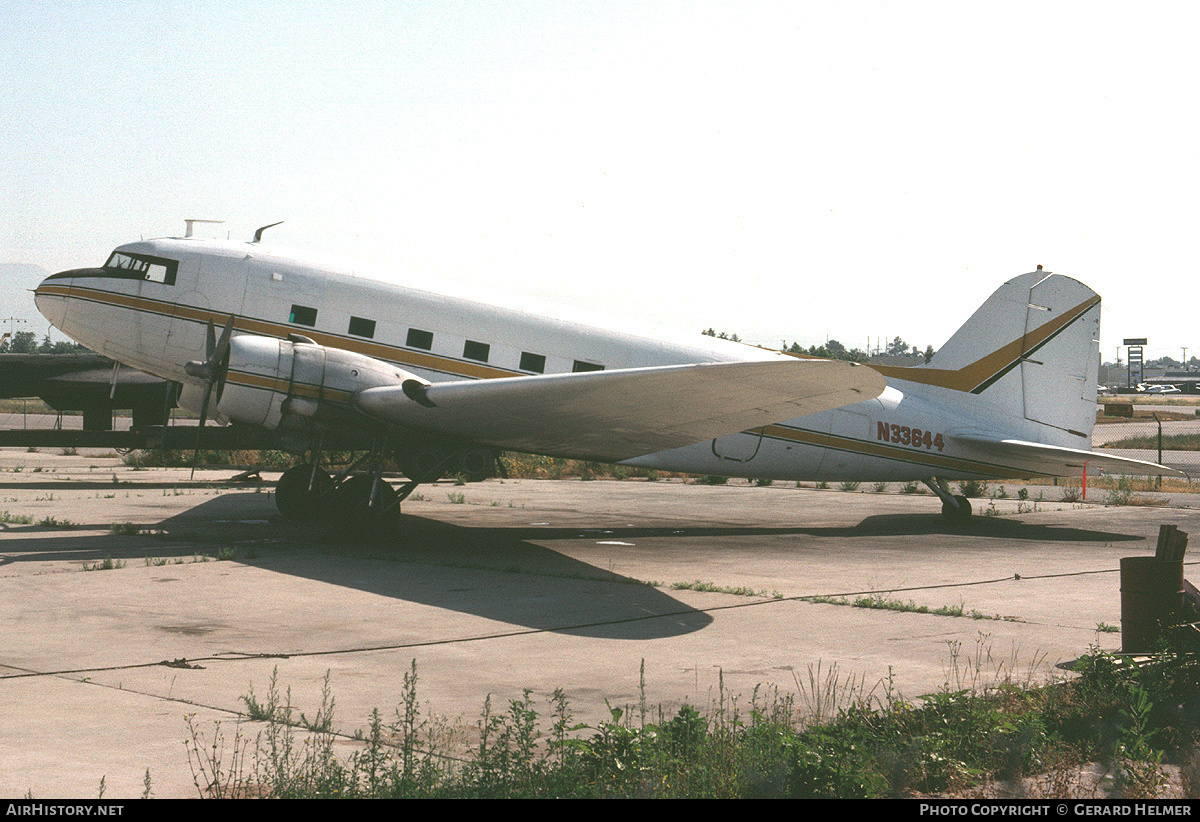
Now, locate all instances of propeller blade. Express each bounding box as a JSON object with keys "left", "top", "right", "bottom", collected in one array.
[
  {"left": 211, "top": 315, "right": 235, "bottom": 405},
  {"left": 190, "top": 315, "right": 235, "bottom": 480},
  {"left": 212, "top": 315, "right": 234, "bottom": 362}
]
